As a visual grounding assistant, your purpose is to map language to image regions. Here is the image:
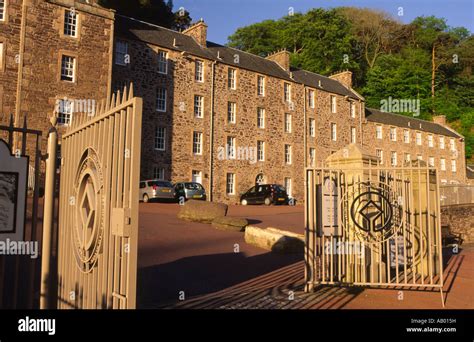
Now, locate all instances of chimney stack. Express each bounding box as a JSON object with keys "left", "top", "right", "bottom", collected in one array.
[
  {"left": 329, "top": 71, "right": 353, "bottom": 89},
  {"left": 183, "top": 19, "right": 208, "bottom": 47},
  {"left": 433, "top": 115, "right": 447, "bottom": 126},
  {"left": 266, "top": 50, "right": 290, "bottom": 72}
]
